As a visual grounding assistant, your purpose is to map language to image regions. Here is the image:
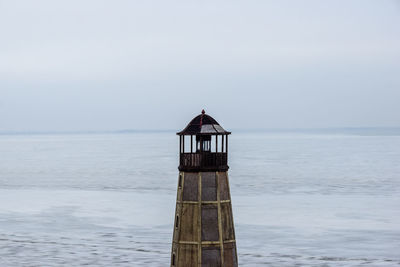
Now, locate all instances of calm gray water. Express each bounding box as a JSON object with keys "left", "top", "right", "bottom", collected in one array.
[{"left": 0, "top": 132, "right": 399, "bottom": 266}]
